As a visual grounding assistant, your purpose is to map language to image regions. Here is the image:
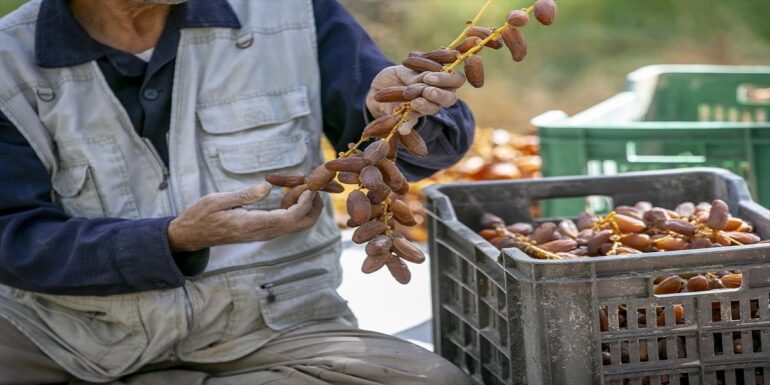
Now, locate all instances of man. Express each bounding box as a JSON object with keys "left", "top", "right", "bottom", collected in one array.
[{"left": 0, "top": 0, "right": 474, "bottom": 384}]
